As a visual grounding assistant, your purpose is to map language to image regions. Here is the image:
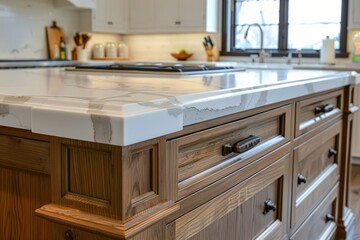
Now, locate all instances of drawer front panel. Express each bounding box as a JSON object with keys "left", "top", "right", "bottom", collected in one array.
[
  {"left": 168, "top": 105, "right": 291, "bottom": 200},
  {"left": 0, "top": 134, "right": 50, "bottom": 174},
  {"left": 295, "top": 89, "right": 343, "bottom": 137},
  {"left": 291, "top": 184, "right": 338, "bottom": 240},
  {"left": 292, "top": 121, "right": 341, "bottom": 228},
  {"left": 174, "top": 154, "right": 290, "bottom": 240}
]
